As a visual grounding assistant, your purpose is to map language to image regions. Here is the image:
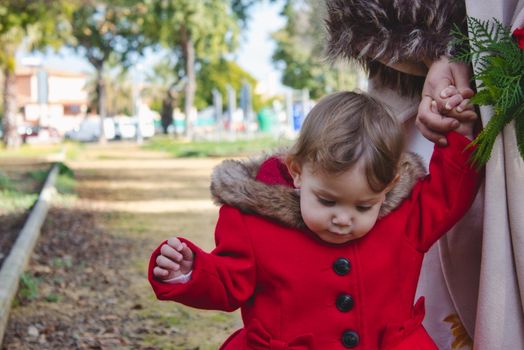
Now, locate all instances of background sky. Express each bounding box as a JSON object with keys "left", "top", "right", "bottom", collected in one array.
[
  {"left": 235, "top": 1, "right": 286, "bottom": 89},
  {"left": 18, "top": 1, "right": 286, "bottom": 93}
]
